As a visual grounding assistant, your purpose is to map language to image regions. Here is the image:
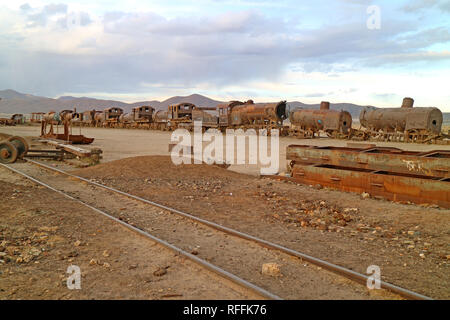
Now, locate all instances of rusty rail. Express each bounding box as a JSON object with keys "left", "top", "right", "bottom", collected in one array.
[
  {"left": 13, "top": 158, "right": 434, "bottom": 300},
  {"left": 0, "top": 162, "right": 280, "bottom": 300}
]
